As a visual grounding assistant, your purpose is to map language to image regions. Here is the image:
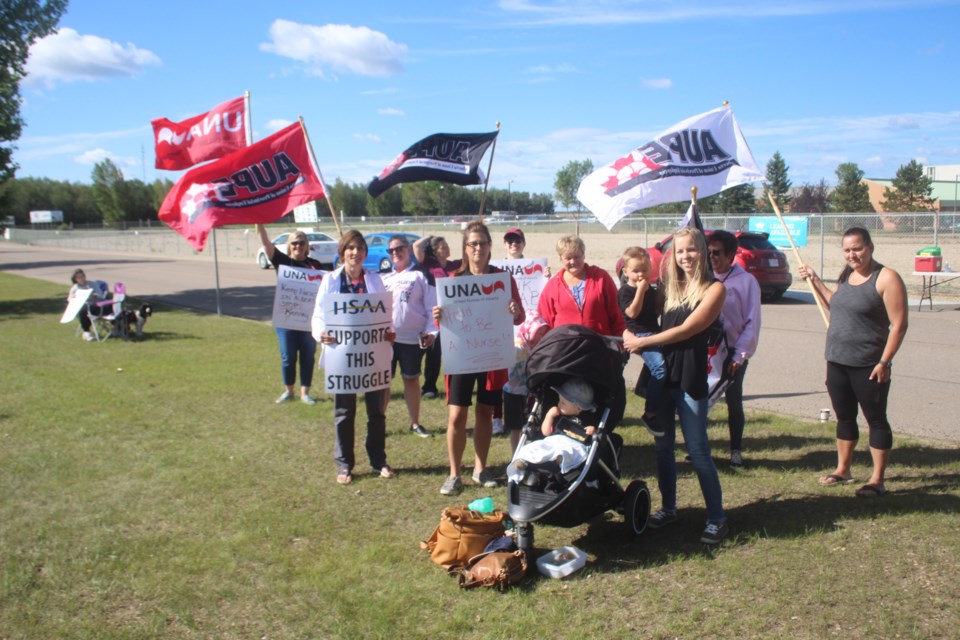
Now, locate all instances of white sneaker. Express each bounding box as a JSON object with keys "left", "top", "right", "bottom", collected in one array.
[
  {"left": 301, "top": 394, "right": 317, "bottom": 405},
  {"left": 276, "top": 391, "right": 294, "bottom": 404},
  {"left": 492, "top": 418, "right": 505, "bottom": 436},
  {"left": 82, "top": 331, "right": 95, "bottom": 342}
]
